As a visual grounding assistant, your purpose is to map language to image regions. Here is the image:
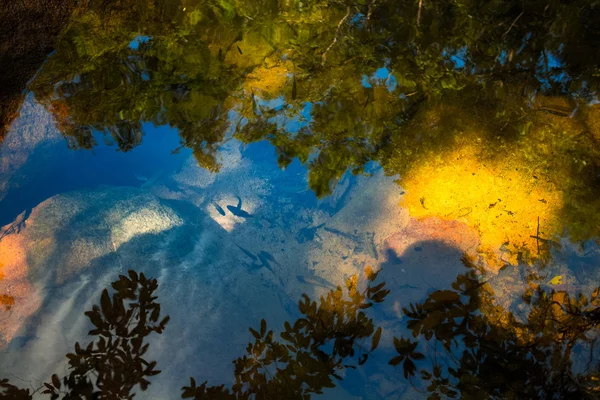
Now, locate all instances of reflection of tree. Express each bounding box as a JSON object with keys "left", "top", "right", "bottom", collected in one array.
[
  {"left": 1, "top": 271, "right": 168, "bottom": 399},
  {"left": 389, "top": 256, "right": 600, "bottom": 399},
  {"left": 18, "top": 0, "right": 600, "bottom": 244},
  {"left": 0, "top": 267, "right": 389, "bottom": 399},
  {"left": 182, "top": 266, "right": 389, "bottom": 399},
  {"left": 26, "top": 0, "right": 600, "bottom": 195},
  {"left": 0, "top": 0, "right": 76, "bottom": 140},
  {"left": 2, "top": 261, "right": 600, "bottom": 399}
]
